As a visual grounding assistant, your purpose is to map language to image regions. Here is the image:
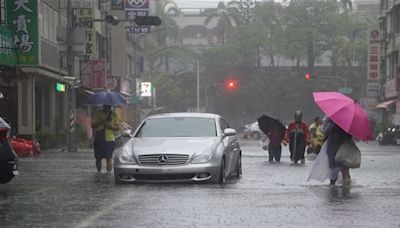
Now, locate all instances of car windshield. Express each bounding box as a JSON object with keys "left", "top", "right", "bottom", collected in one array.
[{"left": 135, "top": 117, "right": 217, "bottom": 137}]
